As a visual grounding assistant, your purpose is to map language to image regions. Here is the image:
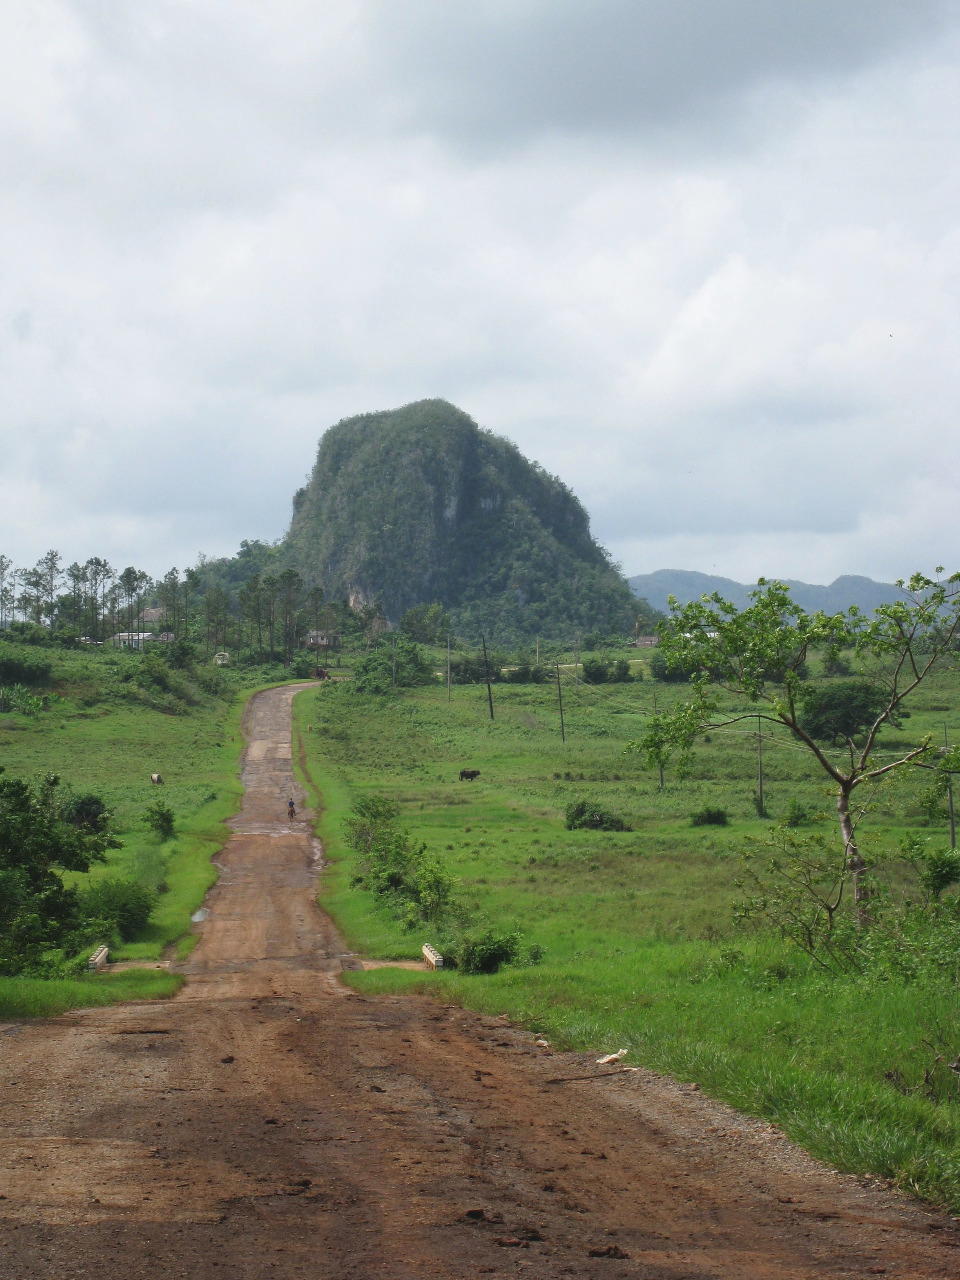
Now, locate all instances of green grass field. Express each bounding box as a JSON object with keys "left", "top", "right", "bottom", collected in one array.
[
  {"left": 293, "top": 663, "right": 960, "bottom": 1210},
  {"left": 0, "top": 646, "right": 278, "bottom": 1014}
]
